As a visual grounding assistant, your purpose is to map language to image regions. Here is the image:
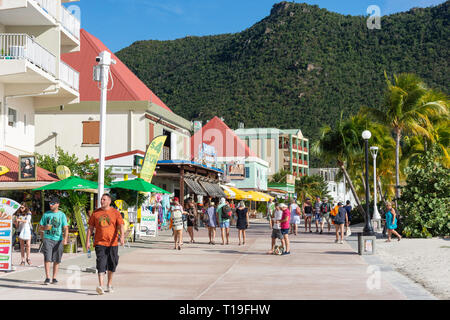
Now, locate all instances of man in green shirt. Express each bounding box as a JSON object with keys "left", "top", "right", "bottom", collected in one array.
[{"left": 39, "top": 196, "right": 69, "bottom": 285}]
